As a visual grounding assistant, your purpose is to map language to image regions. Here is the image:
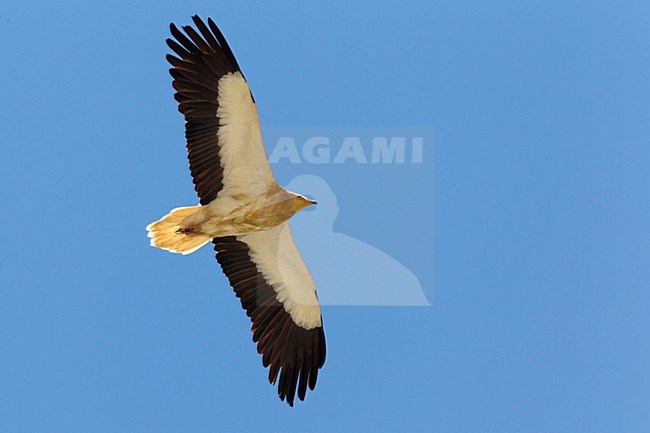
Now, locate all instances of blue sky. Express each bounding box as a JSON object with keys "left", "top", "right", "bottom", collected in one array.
[{"left": 1, "top": 1, "right": 649, "bottom": 432}]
